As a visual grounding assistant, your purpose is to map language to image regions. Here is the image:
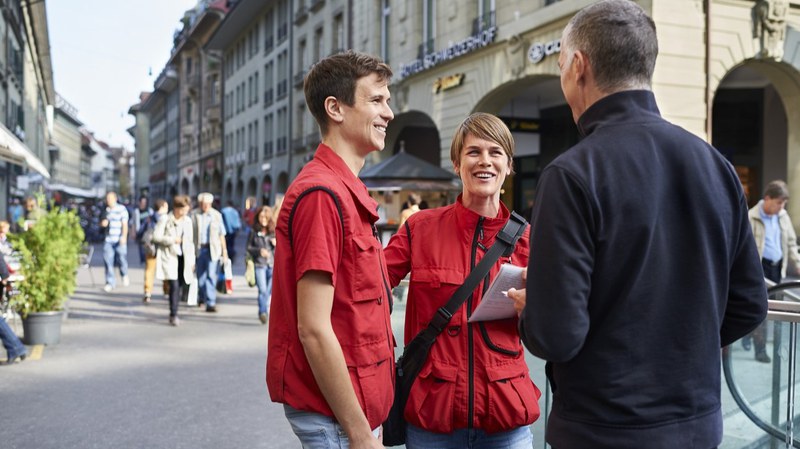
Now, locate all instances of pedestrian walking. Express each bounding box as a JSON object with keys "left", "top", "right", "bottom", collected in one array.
[
  {"left": 221, "top": 201, "right": 242, "bottom": 263},
  {"left": 508, "top": 2, "right": 768, "bottom": 448},
  {"left": 246, "top": 205, "right": 275, "bottom": 324},
  {"left": 133, "top": 197, "right": 155, "bottom": 264},
  {"left": 100, "top": 192, "right": 130, "bottom": 292},
  {"left": 153, "top": 195, "right": 195, "bottom": 327},
  {"left": 266, "top": 50, "right": 395, "bottom": 448},
  {"left": 743, "top": 179, "right": 800, "bottom": 362},
  {"left": 190, "top": 193, "right": 227, "bottom": 313},
  {"left": 141, "top": 199, "right": 167, "bottom": 303}
]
